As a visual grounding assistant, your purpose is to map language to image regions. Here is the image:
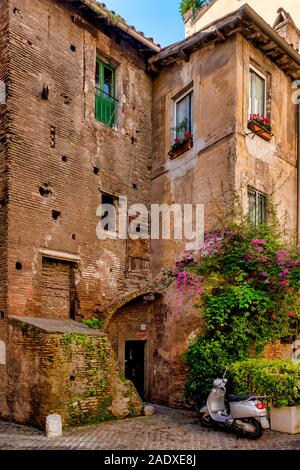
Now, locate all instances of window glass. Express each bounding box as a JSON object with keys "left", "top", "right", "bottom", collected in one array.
[
  {"left": 248, "top": 188, "right": 267, "bottom": 226},
  {"left": 175, "top": 92, "right": 193, "bottom": 139},
  {"left": 249, "top": 69, "right": 265, "bottom": 115}
]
